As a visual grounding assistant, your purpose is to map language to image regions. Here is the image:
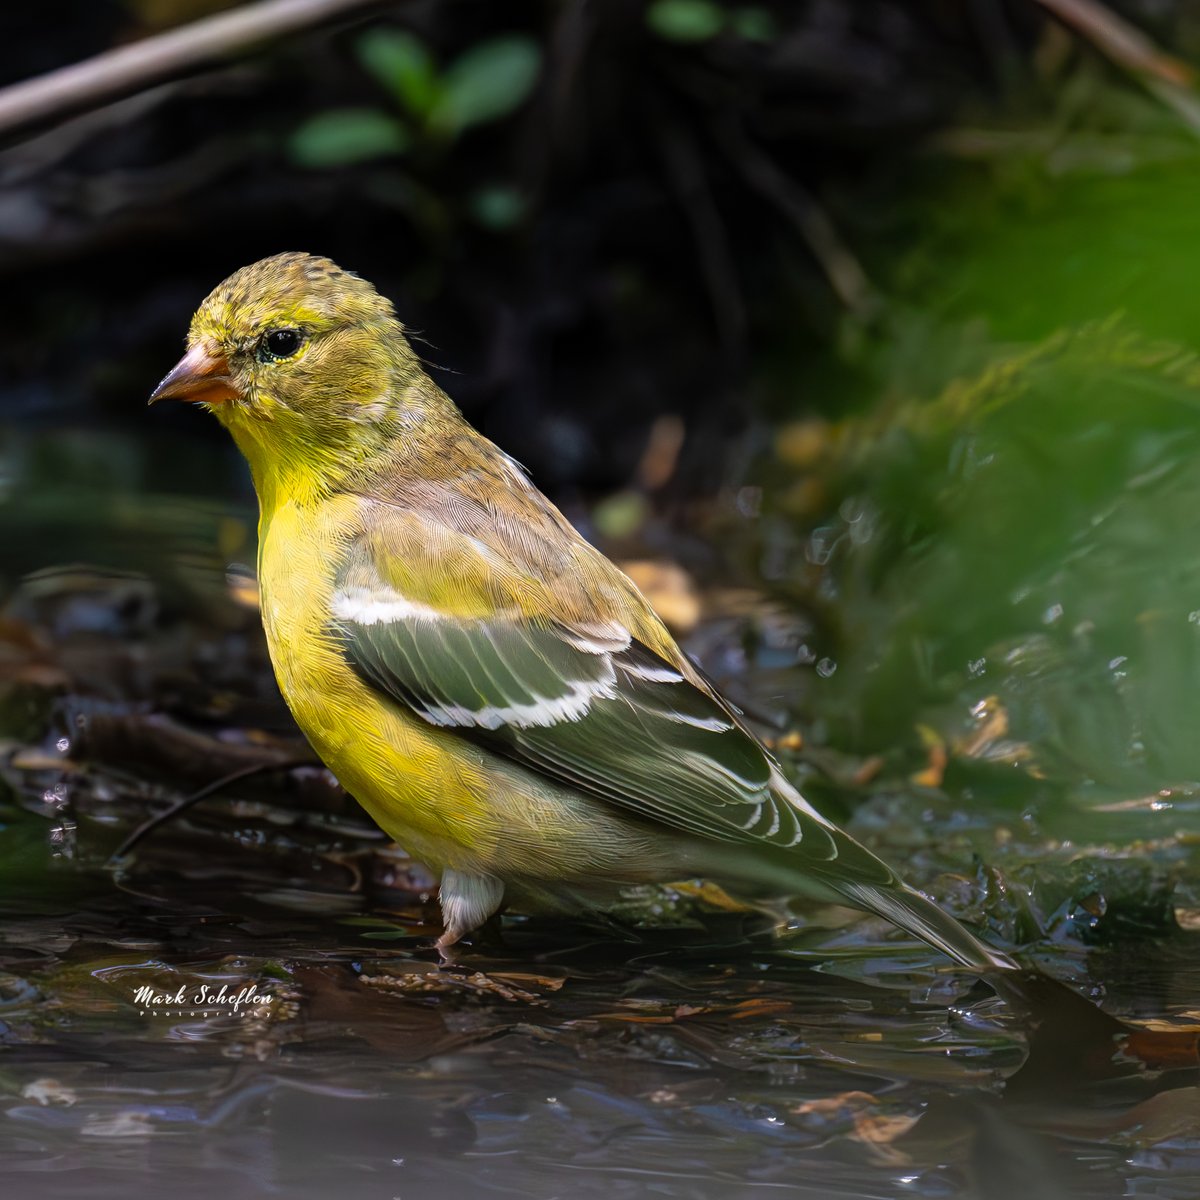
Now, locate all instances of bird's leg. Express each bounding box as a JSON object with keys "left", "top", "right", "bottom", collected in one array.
[{"left": 436, "top": 869, "right": 504, "bottom": 959}]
